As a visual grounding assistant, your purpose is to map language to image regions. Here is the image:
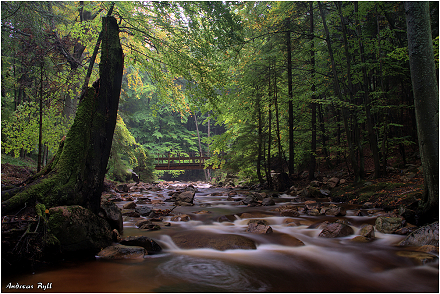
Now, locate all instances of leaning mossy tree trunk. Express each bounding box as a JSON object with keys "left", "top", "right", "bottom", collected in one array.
[{"left": 2, "top": 16, "right": 123, "bottom": 215}]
